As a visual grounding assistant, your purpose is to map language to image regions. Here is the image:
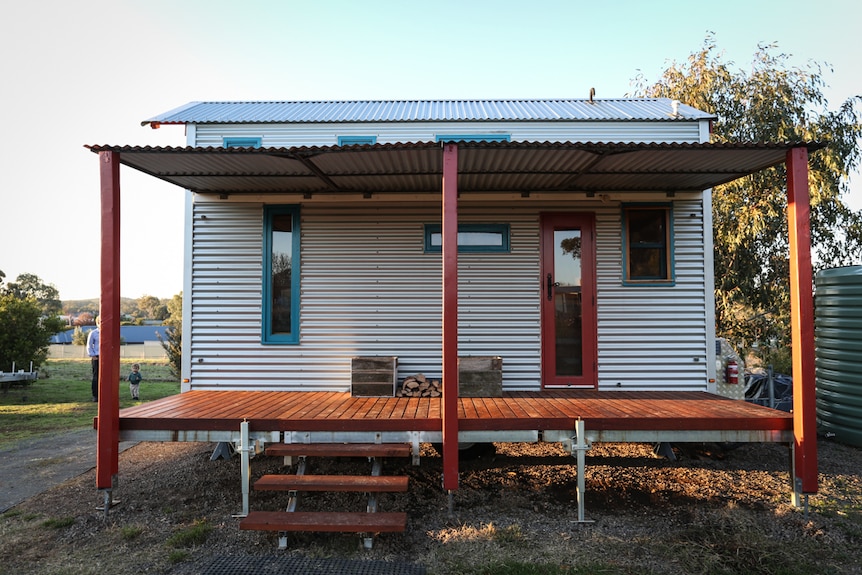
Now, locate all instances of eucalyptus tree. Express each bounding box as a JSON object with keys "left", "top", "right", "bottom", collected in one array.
[
  {"left": 3, "top": 272, "right": 62, "bottom": 316},
  {"left": 632, "top": 35, "right": 862, "bottom": 348}
]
